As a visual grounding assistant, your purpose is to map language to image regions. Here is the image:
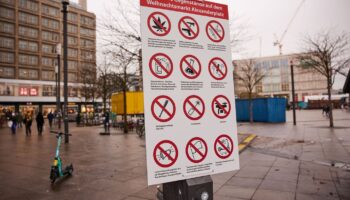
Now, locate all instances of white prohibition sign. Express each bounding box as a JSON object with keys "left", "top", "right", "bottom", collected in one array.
[
  {"left": 211, "top": 95, "right": 231, "bottom": 119},
  {"left": 153, "top": 140, "right": 178, "bottom": 168}
]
